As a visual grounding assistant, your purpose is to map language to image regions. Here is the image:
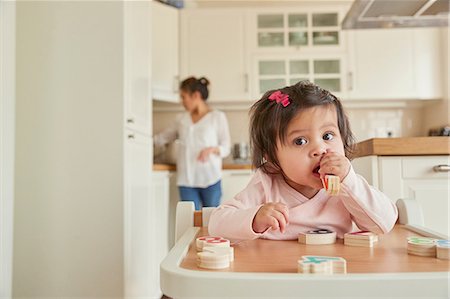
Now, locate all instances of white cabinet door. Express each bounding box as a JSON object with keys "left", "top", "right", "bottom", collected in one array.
[
  {"left": 180, "top": 9, "right": 249, "bottom": 102},
  {"left": 221, "top": 170, "right": 253, "bottom": 203},
  {"left": 364, "top": 155, "right": 450, "bottom": 236},
  {"left": 151, "top": 1, "right": 179, "bottom": 102},
  {"left": 347, "top": 28, "right": 442, "bottom": 101},
  {"left": 151, "top": 170, "right": 171, "bottom": 298},
  {"left": 124, "top": 1, "right": 152, "bottom": 134},
  {"left": 124, "top": 131, "right": 154, "bottom": 298},
  {"left": 347, "top": 29, "right": 415, "bottom": 100}
]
